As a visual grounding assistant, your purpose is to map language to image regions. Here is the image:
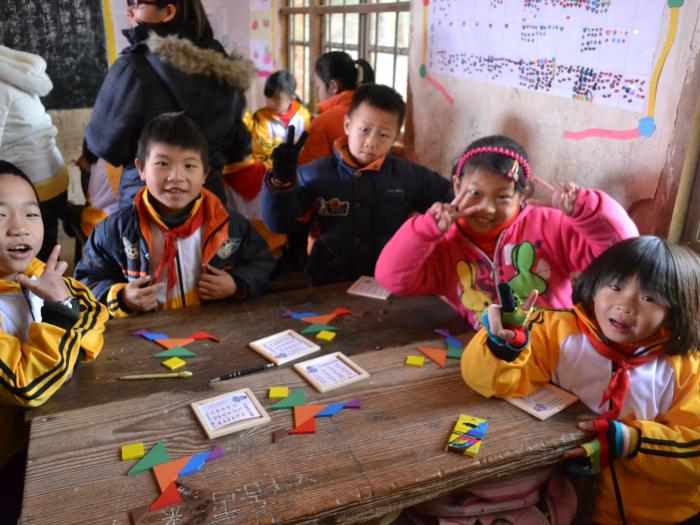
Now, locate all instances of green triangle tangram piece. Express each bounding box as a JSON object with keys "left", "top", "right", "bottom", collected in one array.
[
  {"left": 128, "top": 441, "right": 171, "bottom": 476},
  {"left": 446, "top": 342, "right": 463, "bottom": 360},
  {"left": 269, "top": 388, "right": 305, "bottom": 410},
  {"left": 153, "top": 346, "right": 197, "bottom": 359},
  {"left": 301, "top": 323, "right": 337, "bottom": 334}
]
